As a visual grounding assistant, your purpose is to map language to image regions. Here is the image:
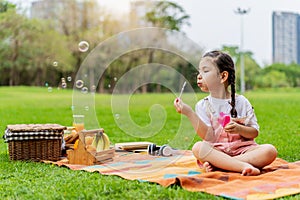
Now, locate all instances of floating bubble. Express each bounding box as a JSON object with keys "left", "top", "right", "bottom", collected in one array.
[
  {"left": 61, "top": 78, "right": 67, "bottom": 88},
  {"left": 78, "top": 41, "right": 89, "bottom": 52},
  {"left": 84, "top": 106, "right": 89, "bottom": 111},
  {"left": 75, "top": 80, "right": 84, "bottom": 88},
  {"left": 113, "top": 77, "right": 118, "bottom": 82},
  {"left": 53, "top": 61, "right": 58, "bottom": 67},
  {"left": 67, "top": 76, "right": 72, "bottom": 82},
  {"left": 108, "top": 84, "right": 111, "bottom": 88},
  {"left": 45, "top": 82, "right": 48, "bottom": 87},
  {"left": 48, "top": 87, "right": 53, "bottom": 92},
  {"left": 62, "top": 82, "right": 67, "bottom": 89},
  {"left": 71, "top": 105, "right": 75, "bottom": 111},
  {"left": 114, "top": 114, "right": 120, "bottom": 120},
  {"left": 81, "top": 87, "right": 88, "bottom": 94},
  {"left": 91, "top": 85, "right": 96, "bottom": 93}
]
